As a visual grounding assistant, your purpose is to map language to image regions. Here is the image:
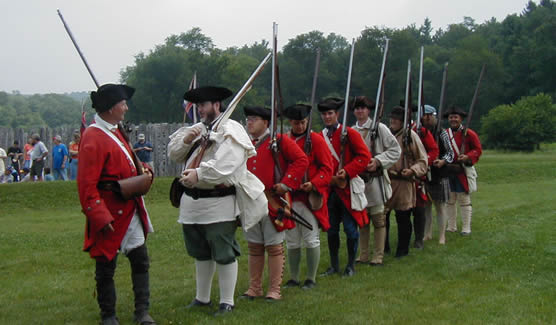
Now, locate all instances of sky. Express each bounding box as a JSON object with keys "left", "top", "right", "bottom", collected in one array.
[{"left": 1, "top": 0, "right": 531, "bottom": 94}]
